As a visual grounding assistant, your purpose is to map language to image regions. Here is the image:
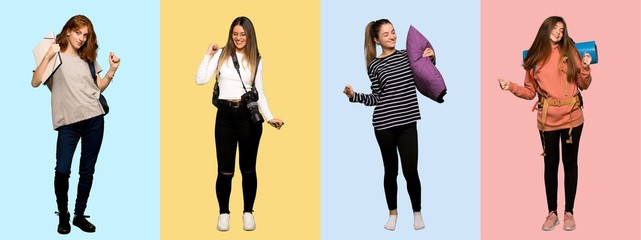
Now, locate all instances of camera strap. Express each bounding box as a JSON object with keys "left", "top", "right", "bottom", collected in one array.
[{"left": 231, "top": 51, "right": 261, "bottom": 93}]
